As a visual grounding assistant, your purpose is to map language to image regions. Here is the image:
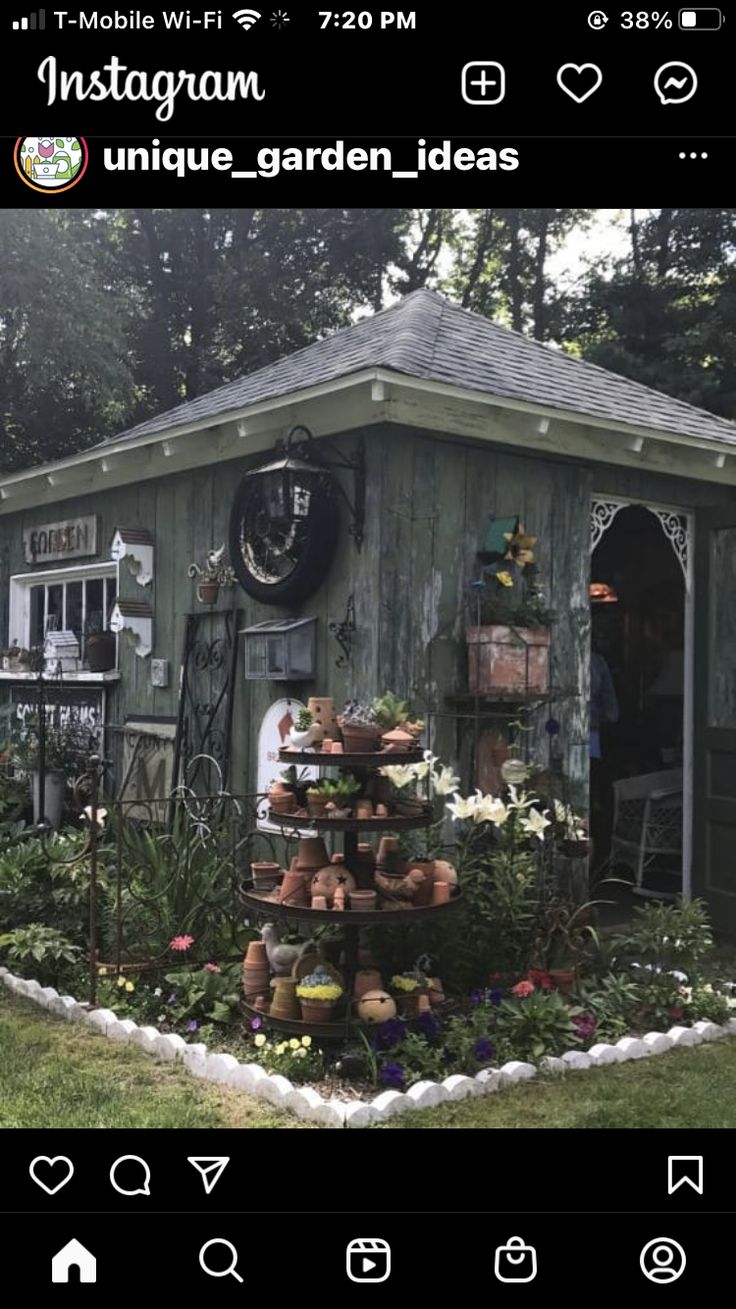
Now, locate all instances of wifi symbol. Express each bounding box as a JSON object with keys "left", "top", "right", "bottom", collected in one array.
[{"left": 232, "top": 7, "right": 261, "bottom": 27}]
